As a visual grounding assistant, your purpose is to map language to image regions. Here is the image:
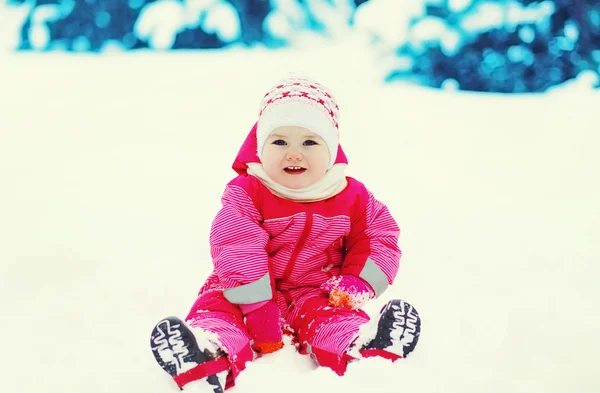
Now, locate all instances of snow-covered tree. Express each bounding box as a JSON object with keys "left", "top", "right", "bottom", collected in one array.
[
  {"left": 385, "top": 0, "right": 600, "bottom": 92},
  {"left": 5, "top": 0, "right": 370, "bottom": 51},
  {"left": 5, "top": 0, "right": 597, "bottom": 92}
]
